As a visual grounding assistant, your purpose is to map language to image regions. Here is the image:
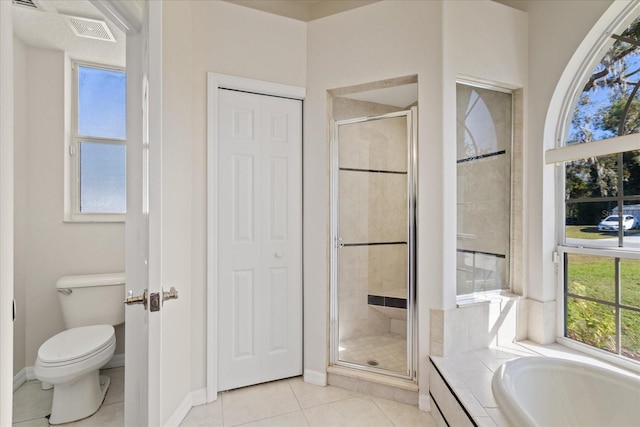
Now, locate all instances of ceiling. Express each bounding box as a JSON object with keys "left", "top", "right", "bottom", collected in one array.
[
  {"left": 224, "top": 0, "right": 380, "bottom": 22},
  {"left": 11, "top": 0, "right": 380, "bottom": 67},
  {"left": 12, "top": 0, "right": 125, "bottom": 67}
]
